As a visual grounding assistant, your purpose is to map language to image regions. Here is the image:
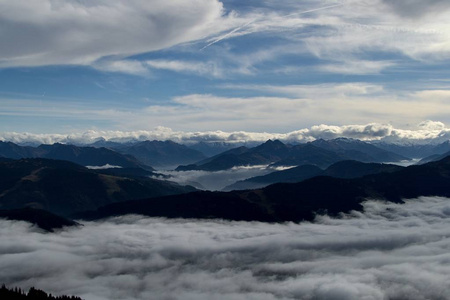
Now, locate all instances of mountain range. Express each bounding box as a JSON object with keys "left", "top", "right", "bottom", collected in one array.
[
  {"left": 310, "top": 138, "right": 406, "bottom": 162},
  {"left": 2, "top": 137, "right": 450, "bottom": 231},
  {"left": 177, "top": 138, "right": 407, "bottom": 171},
  {"left": 76, "top": 155, "right": 450, "bottom": 222},
  {"left": 0, "top": 141, "right": 151, "bottom": 170},
  {"left": 373, "top": 140, "right": 450, "bottom": 159}
]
